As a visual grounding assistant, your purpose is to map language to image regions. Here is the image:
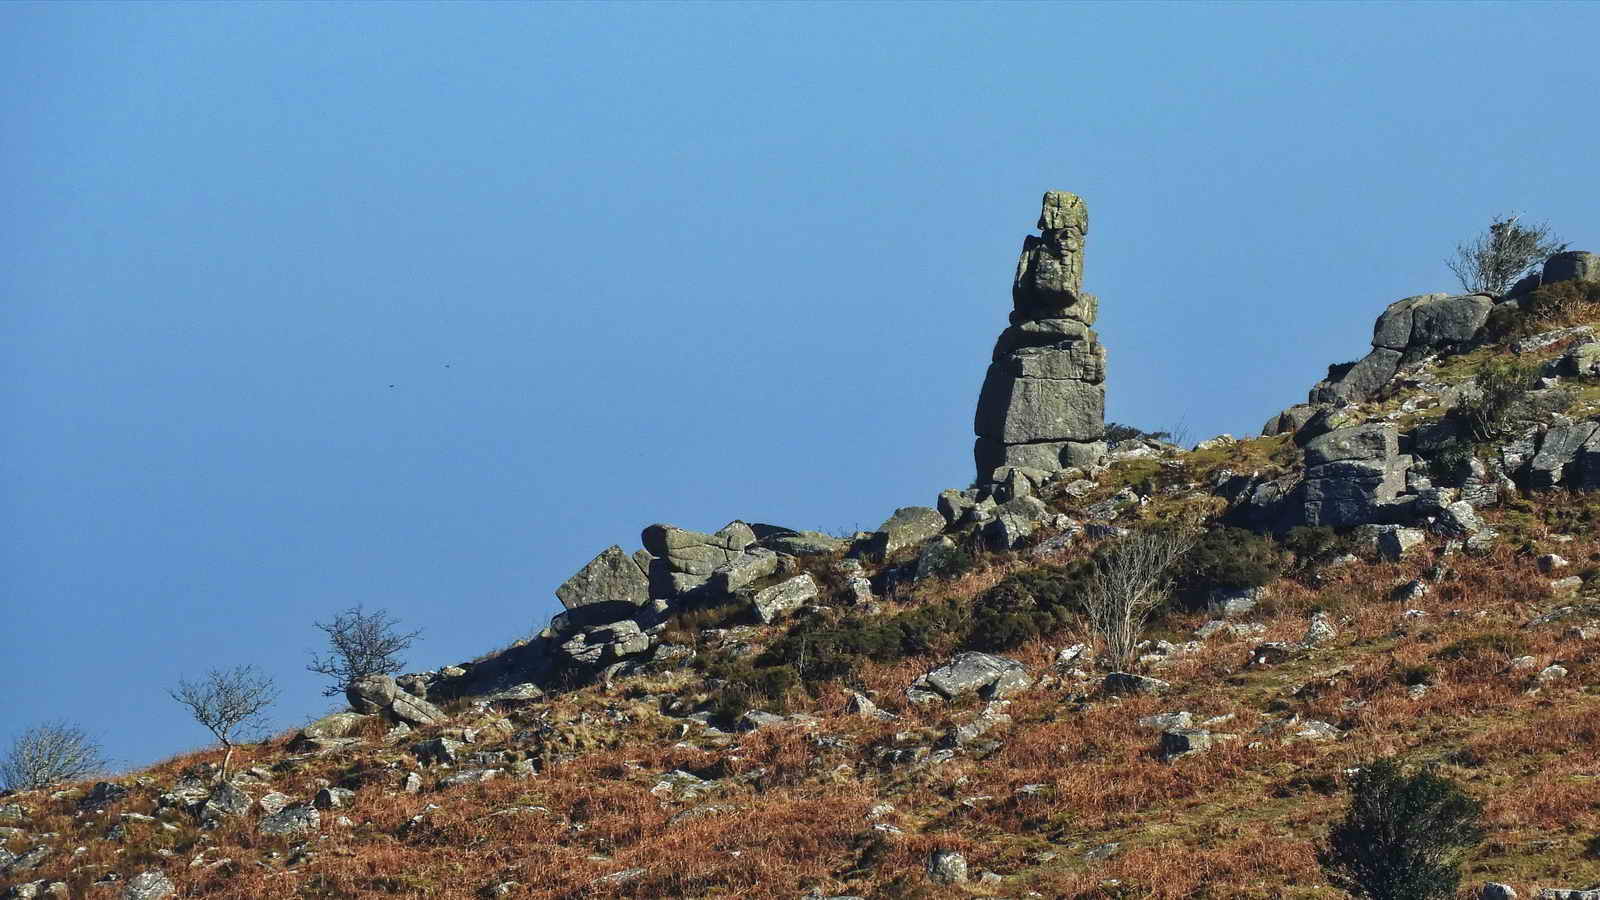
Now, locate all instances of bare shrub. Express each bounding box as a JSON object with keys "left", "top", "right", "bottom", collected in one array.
[
  {"left": 307, "top": 604, "right": 423, "bottom": 697},
  {"left": 1446, "top": 213, "right": 1566, "bottom": 295},
  {"left": 1081, "top": 527, "right": 1198, "bottom": 670},
  {"left": 169, "top": 665, "right": 278, "bottom": 781},
  {"left": 0, "top": 720, "right": 106, "bottom": 791}
]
